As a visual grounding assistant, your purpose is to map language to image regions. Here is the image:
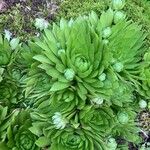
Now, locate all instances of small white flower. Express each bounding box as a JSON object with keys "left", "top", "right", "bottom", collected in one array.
[
  {"left": 4, "top": 29, "right": 12, "bottom": 41},
  {"left": 99, "top": 73, "right": 106, "bottom": 81},
  {"left": 91, "top": 97, "right": 104, "bottom": 105},
  {"left": 102, "top": 27, "right": 112, "bottom": 38},
  {"left": 64, "top": 68, "right": 75, "bottom": 81},
  {"left": 35, "top": 18, "right": 49, "bottom": 31},
  {"left": 139, "top": 100, "right": 147, "bottom": 109},
  {"left": 52, "top": 112, "right": 68, "bottom": 129}
]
